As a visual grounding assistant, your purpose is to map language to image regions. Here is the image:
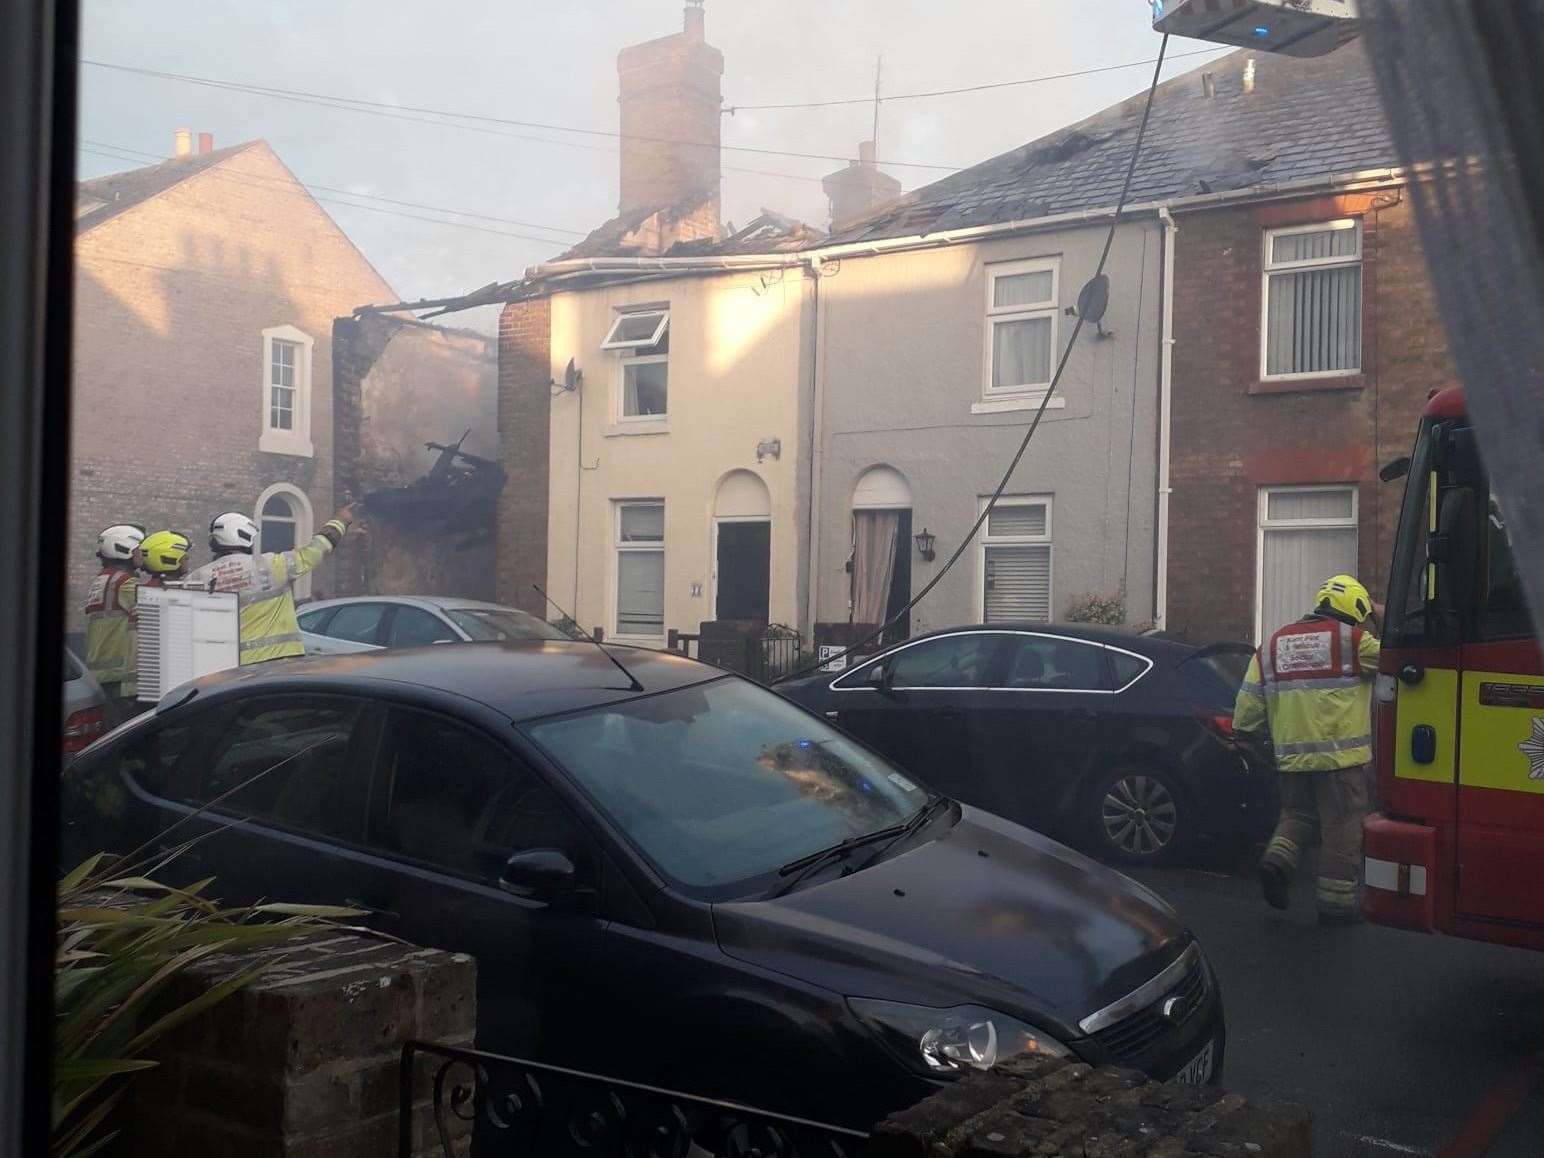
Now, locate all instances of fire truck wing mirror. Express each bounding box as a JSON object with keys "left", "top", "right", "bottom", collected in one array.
[{"left": 1379, "top": 455, "right": 1411, "bottom": 483}]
